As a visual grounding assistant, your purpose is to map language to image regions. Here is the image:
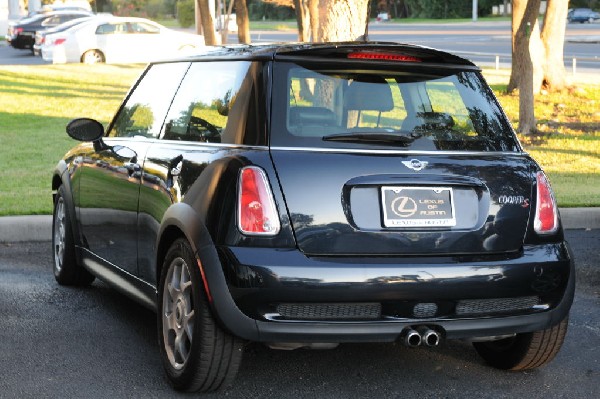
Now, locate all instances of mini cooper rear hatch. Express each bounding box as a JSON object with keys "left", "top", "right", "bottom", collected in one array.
[{"left": 52, "top": 43, "right": 574, "bottom": 392}]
